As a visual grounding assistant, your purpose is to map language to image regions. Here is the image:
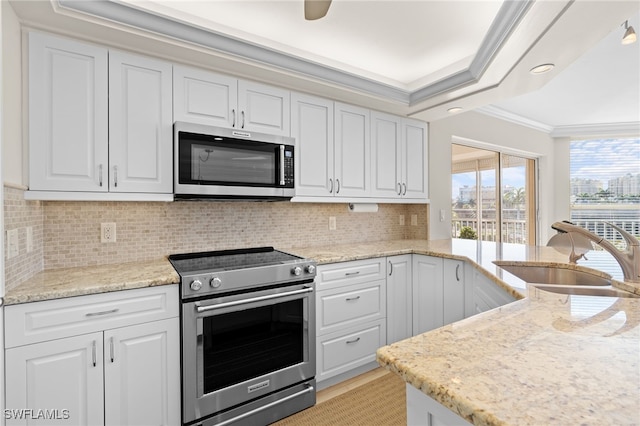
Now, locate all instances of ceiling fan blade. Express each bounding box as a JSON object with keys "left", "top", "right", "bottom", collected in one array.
[{"left": 304, "top": 0, "right": 332, "bottom": 20}]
